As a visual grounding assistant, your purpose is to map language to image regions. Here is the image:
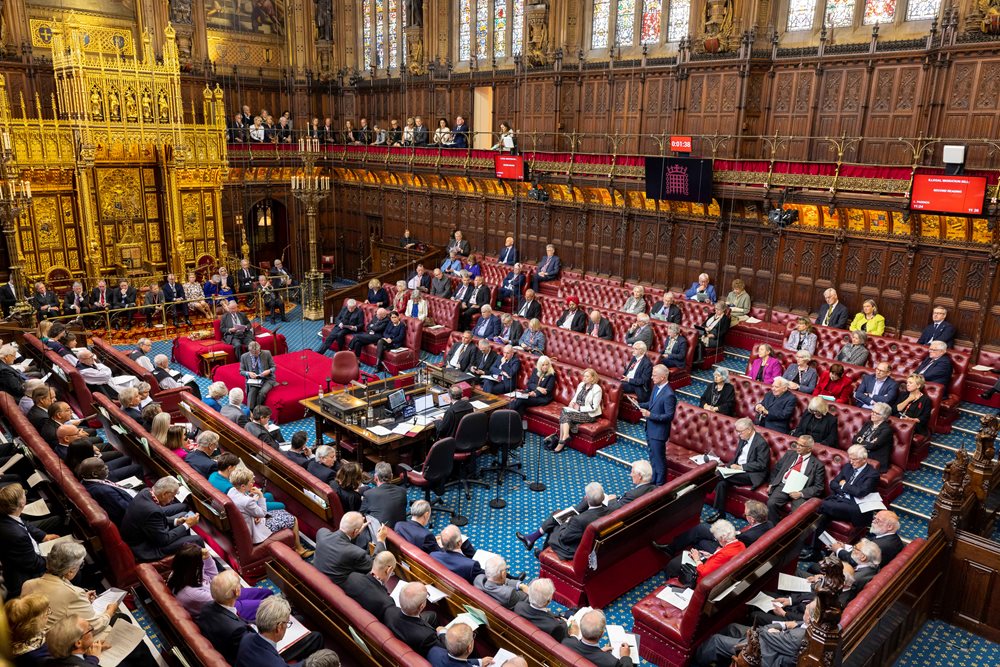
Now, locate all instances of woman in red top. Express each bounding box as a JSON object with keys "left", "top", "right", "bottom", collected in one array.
[
  {"left": 813, "top": 362, "right": 853, "bottom": 404},
  {"left": 689, "top": 520, "right": 747, "bottom": 581}
]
